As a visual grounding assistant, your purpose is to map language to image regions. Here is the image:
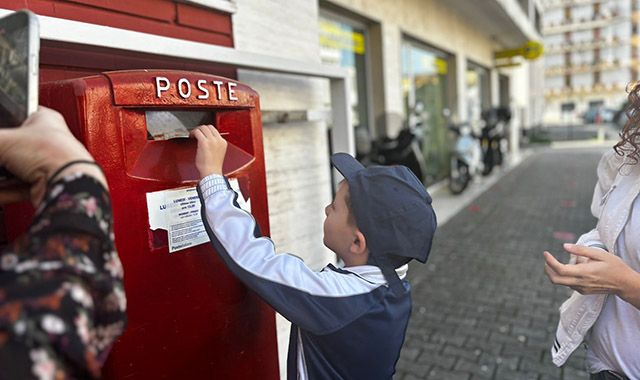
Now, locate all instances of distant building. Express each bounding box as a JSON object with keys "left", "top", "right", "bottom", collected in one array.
[{"left": 542, "top": 0, "right": 638, "bottom": 123}]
